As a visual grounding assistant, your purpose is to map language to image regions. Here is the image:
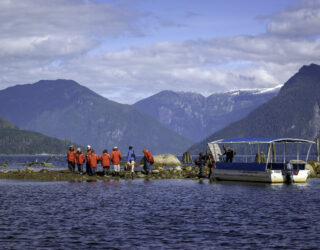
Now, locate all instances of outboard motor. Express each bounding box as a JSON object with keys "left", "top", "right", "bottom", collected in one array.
[{"left": 285, "top": 162, "right": 294, "bottom": 184}]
